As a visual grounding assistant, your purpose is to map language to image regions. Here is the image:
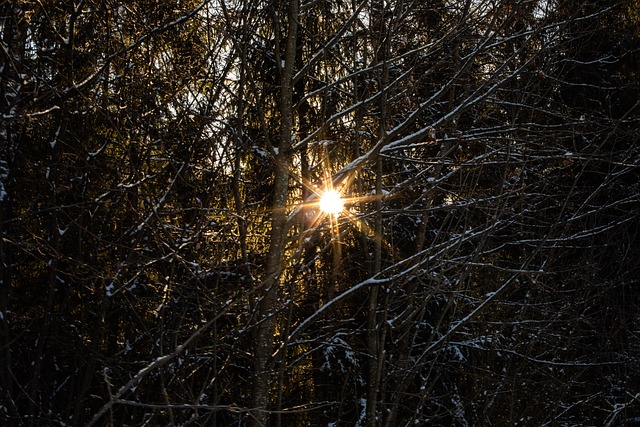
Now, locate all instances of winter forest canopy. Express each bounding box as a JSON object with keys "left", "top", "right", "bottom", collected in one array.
[{"left": 1, "top": 0, "right": 640, "bottom": 425}]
